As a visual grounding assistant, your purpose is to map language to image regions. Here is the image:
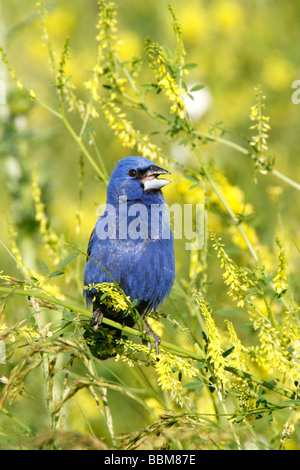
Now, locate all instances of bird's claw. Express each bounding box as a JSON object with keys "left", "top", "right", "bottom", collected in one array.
[
  {"left": 143, "top": 317, "right": 161, "bottom": 355},
  {"left": 90, "top": 308, "right": 104, "bottom": 332}
]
